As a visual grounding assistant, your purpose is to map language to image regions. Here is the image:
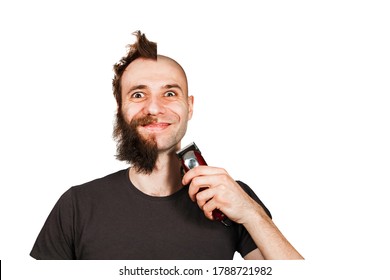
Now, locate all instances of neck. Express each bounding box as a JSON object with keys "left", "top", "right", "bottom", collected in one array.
[{"left": 129, "top": 151, "right": 183, "bottom": 197}]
